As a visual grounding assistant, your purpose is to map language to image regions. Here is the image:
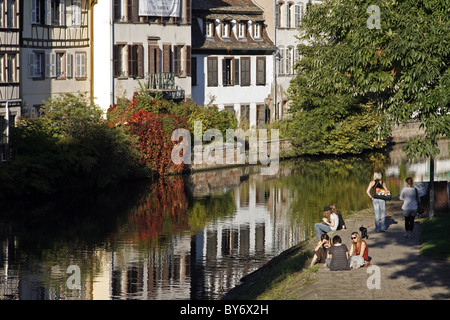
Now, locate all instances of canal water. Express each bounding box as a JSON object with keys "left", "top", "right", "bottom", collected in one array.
[{"left": 0, "top": 141, "right": 449, "bottom": 300}]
